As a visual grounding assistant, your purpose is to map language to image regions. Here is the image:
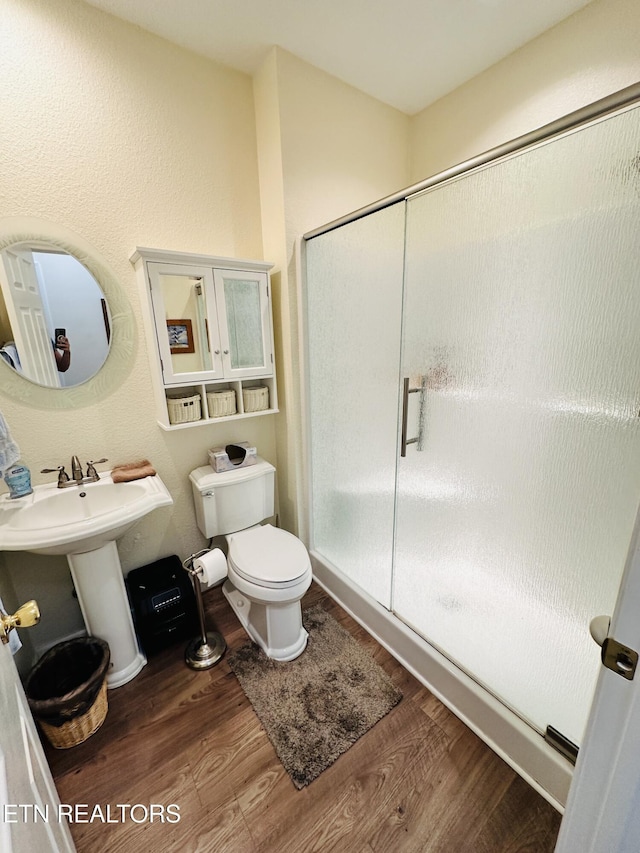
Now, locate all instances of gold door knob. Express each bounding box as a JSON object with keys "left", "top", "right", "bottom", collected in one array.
[{"left": 1, "top": 599, "right": 40, "bottom": 644}]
